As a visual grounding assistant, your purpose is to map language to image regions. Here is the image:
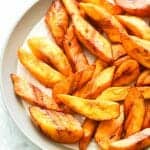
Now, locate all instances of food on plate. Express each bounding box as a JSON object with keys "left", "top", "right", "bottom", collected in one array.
[
  {"left": 109, "top": 128, "right": 150, "bottom": 150},
  {"left": 75, "top": 66, "right": 115, "bottom": 98},
  {"left": 121, "top": 34, "right": 150, "bottom": 68},
  {"left": 72, "top": 15, "right": 113, "bottom": 63},
  {"left": 62, "top": 0, "right": 81, "bottom": 16},
  {"left": 63, "top": 24, "right": 89, "bottom": 72},
  {"left": 112, "top": 44, "right": 127, "bottom": 60},
  {"left": 97, "top": 86, "right": 150, "bottom": 101},
  {"left": 95, "top": 106, "right": 124, "bottom": 150},
  {"left": 57, "top": 94, "right": 120, "bottom": 120},
  {"left": 29, "top": 106, "right": 83, "bottom": 143},
  {"left": 124, "top": 87, "right": 145, "bottom": 137},
  {"left": 11, "top": 74, "right": 61, "bottom": 111},
  {"left": 52, "top": 65, "right": 95, "bottom": 103},
  {"left": 18, "top": 48, "right": 65, "bottom": 88},
  {"left": 136, "top": 70, "right": 150, "bottom": 86},
  {"left": 96, "top": 86, "right": 130, "bottom": 101},
  {"left": 116, "top": 15, "right": 150, "bottom": 40},
  {"left": 115, "top": 0, "right": 150, "bottom": 17},
  {"left": 45, "top": 0, "right": 69, "bottom": 47},
  {"left": 80, "top": 2, "right": 127, "bottom": 43},
  {"left": 79, "top": 118, "right": 98, "bottom": 150},
  {"left": 112, "top": 59, "right": 140, "bottom": 86},
  {"left": 79, "top": 0, "right": 123, "bottom": 15},
  {"left": 28, "top": 37, "right": 72, "bottom": 76},
  {"left": 142, "top": 102, "right": 150, "bottom": 129}
]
